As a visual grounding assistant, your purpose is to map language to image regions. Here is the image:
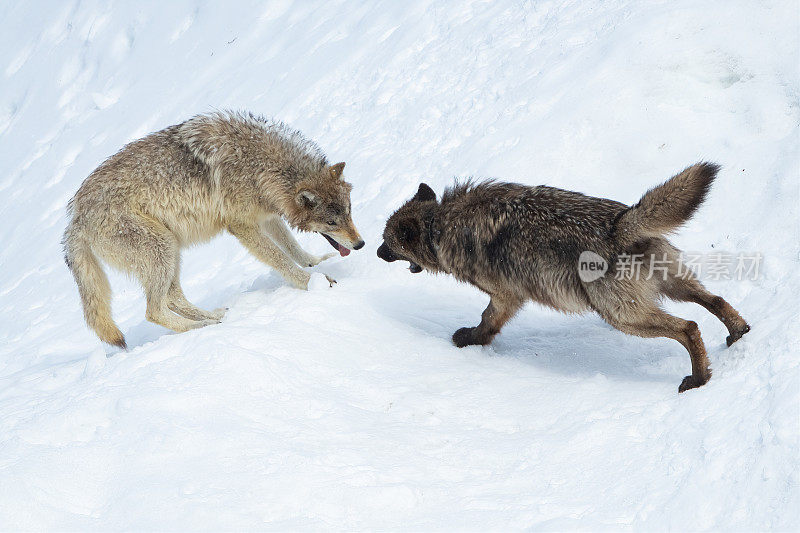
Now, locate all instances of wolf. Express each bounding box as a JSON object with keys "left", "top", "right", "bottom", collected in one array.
[
  {"left": 377, "top": 163, "right": 750, "bottom": 392},
  {"left": 63, "top": 111, "right": 364, "bottom": 349}
]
